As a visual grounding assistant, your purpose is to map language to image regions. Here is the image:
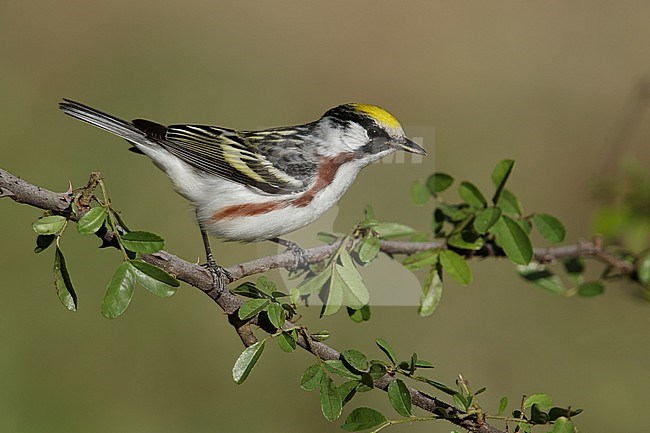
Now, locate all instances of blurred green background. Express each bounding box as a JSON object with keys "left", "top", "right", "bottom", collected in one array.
[{"left": 2, "top": 1, "right": 649, "bottom": 432}]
